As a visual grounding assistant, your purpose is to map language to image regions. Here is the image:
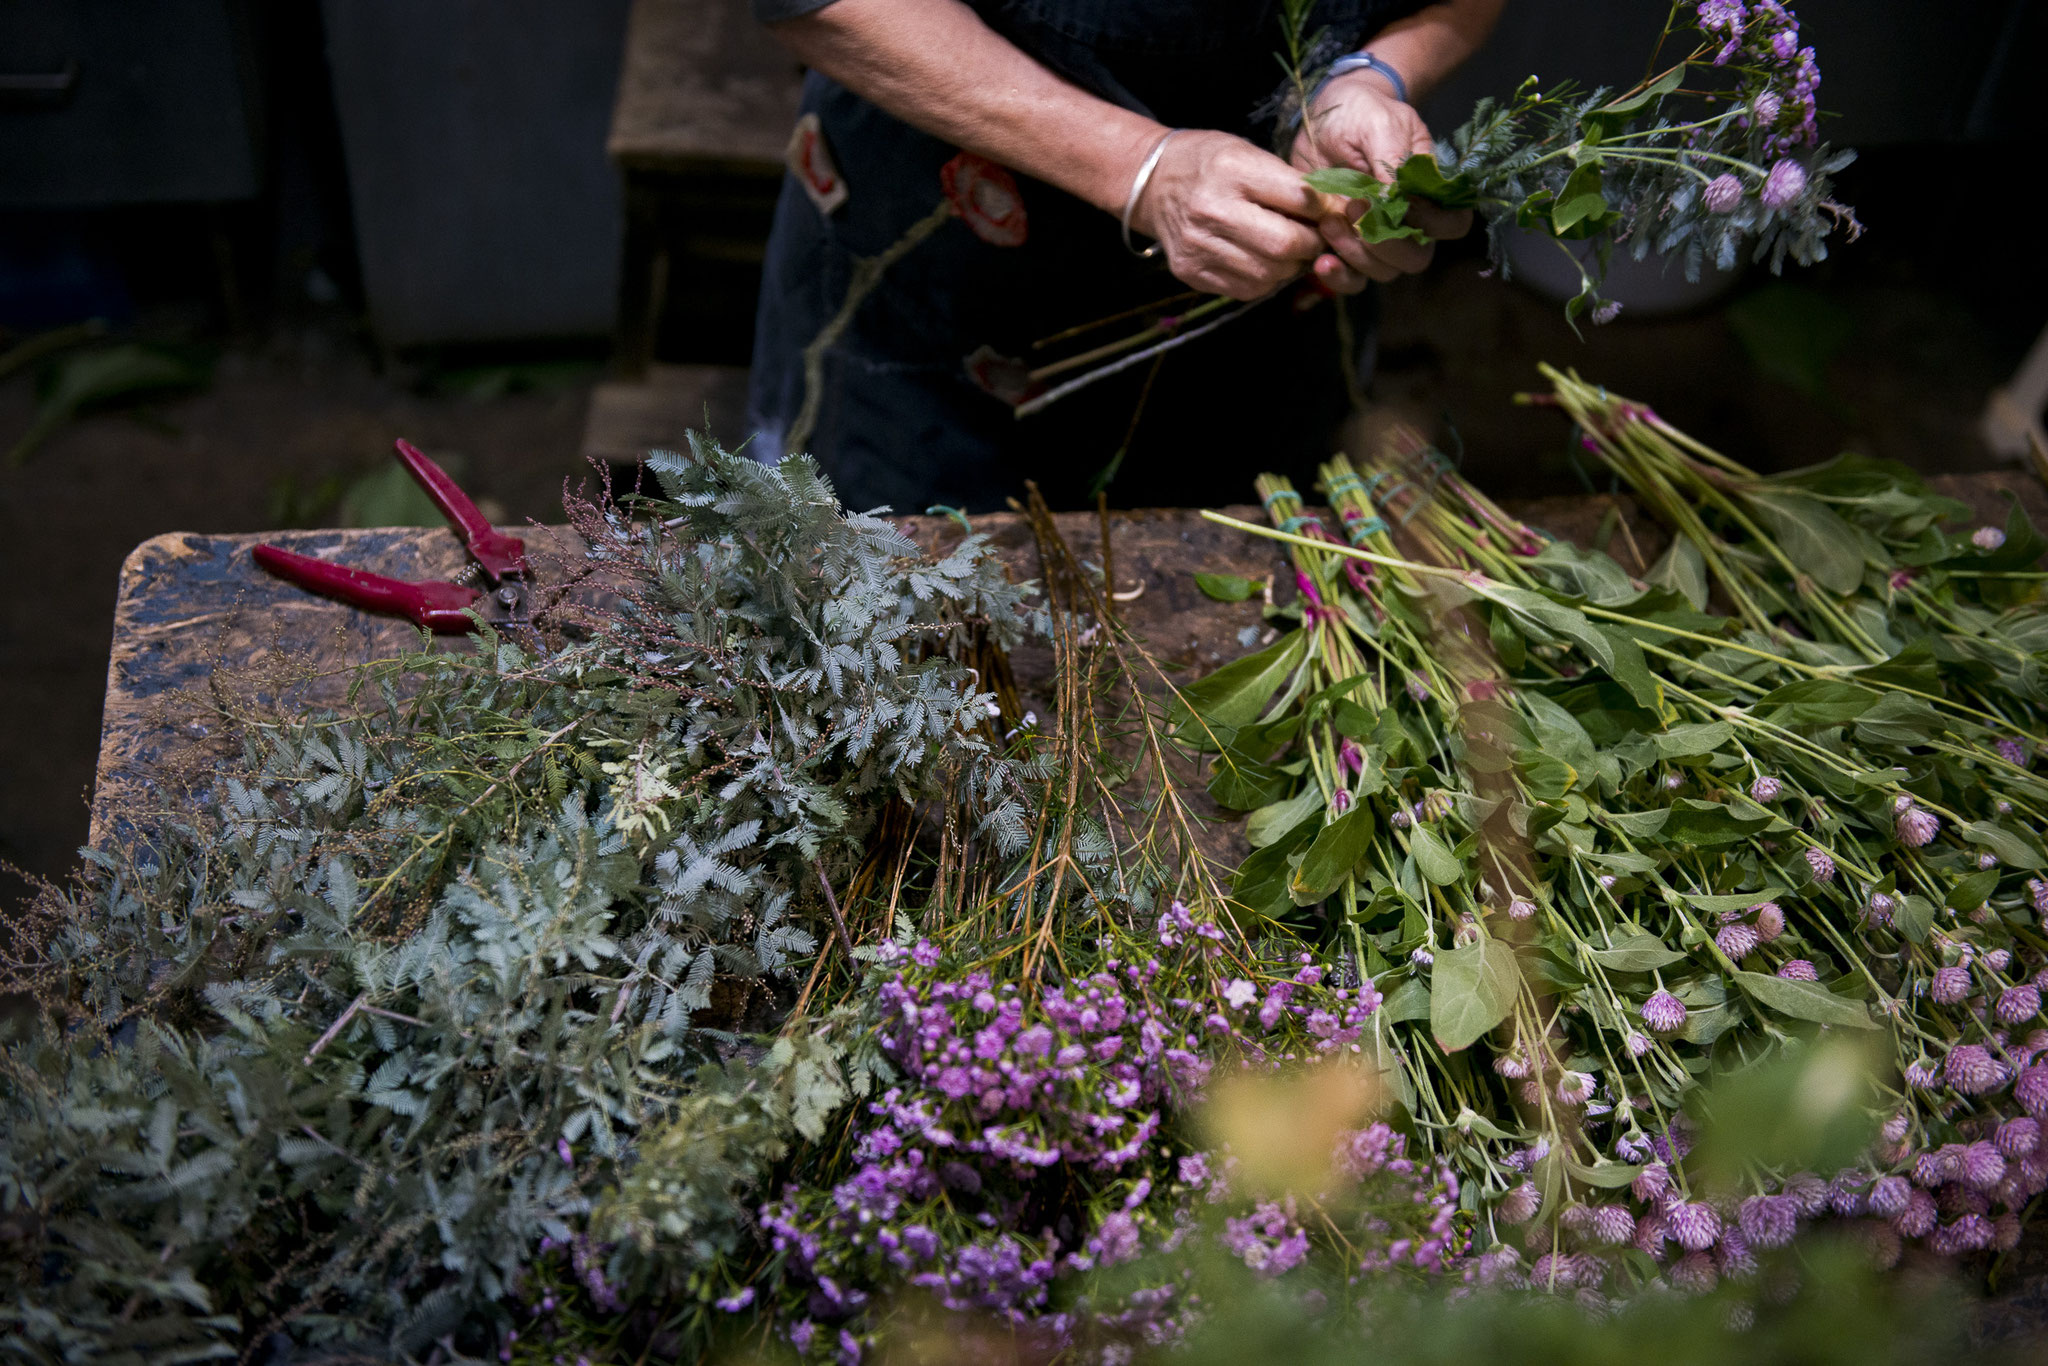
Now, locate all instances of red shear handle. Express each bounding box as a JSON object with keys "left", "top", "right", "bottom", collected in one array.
[
  {"left": 252, "top": 544, "right": 483, "bottom": 633},
  {"left": 393, "top": 439, "right": 527, "bottom": 580}
]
